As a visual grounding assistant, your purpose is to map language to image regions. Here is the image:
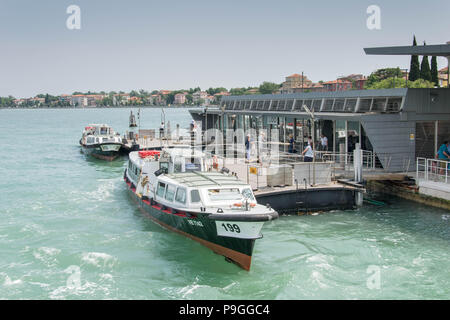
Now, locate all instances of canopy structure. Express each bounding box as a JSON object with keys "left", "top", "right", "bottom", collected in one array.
[{"left": 364, "top": 42, "right": 450, "bottom": 57}]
